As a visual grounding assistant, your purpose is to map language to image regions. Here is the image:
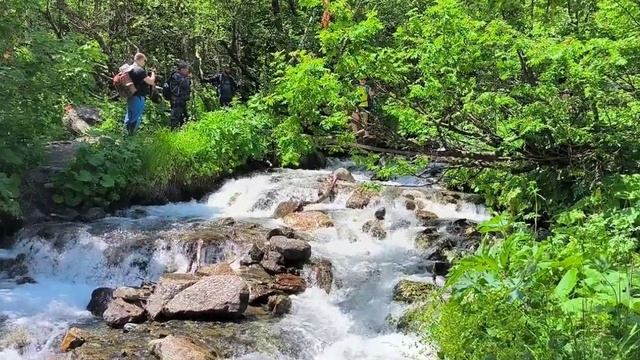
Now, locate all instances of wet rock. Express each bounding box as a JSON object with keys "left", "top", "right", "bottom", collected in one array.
[
  {"left": 148, "top": 335, "right": 216, "bottom": 360},
  {"left": 163, "top": 275, "right": 249, "bottom": 319},
  {"left": 308, "top": 259, "right": 333, "bottom": 294},
  {"left": 249, "top": 244, "right": 265, "bottom": 262},
  {"left": 393, "top": 280, "right": 438, "bottom": 303},
  {"left": 362, "top": 220, "right": 386, "bottom": 240},
  {"left": 402, "top": 190, "right": 424, "bottom": 200},
  {"left": 196, "top": 263, "right": 235, "bottom": 276},
  {"left": 103, "top": 298, "right": 146, "bottom": 328},
  {"left": 15, "top": 276, "right": 36, "bottom": 285},
  {"left": 240, "top": 265, "right": 282, "bottom": 305},
  {"left": 332, "top": 168, "right": 356, "bottom": 182},
  {"left": 346, "top": 188, "right": 377, "bottom": 209},
  {"left": 269, "top": 236, "right": 311, "bottom": 263},
  {"left": 260, "top": 251, "right": 286, "bottom": 275},
  {"left": 60, "top": 327, "right": 86, "bottom": 352},
  {"left": 425, "top": 260, "right": 451, "bottom": 276},
  {"left": 114, "top": 287, "right": 152, "bottom": 302},
  {"left": 87, "top": 287, "right": 114, "bottom": 316},
  {"left": 389, "top": 219, "right": 412, "bottom": 231},
  {"left": 298, "top": 151, "right": 327, "bottom": 169},
  {"left": 80, "top": 207, "right": 106, "bottom": 222},
  {"left": 283, "top": 211, "right": 333, "bottom": 231},
  {"left": 271, "top": 273, "right": 306, "bottom": 294},
  {"left": 273, "top": 200, "right": 304, "bottom": 218},
  {"left": 416, "top": 210, "right": 438, "bottom": 221},
  {"left": 0, "top": 253, "right": 28, "bottom": 278},
  {"left": 146, "top": 274, "right": 200, "bottom": 320},
  {"left": 266, "top": 227, "right": 296, "bottom": 239},
  {"left": 405, "top": 200, "right": 416, "bottom": 211},
  {"left": 267, "top": 295, "right": 292, "bottom": 316},
  {"left": 374, "top": 207, "right": 386, "bottom": 220}
]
